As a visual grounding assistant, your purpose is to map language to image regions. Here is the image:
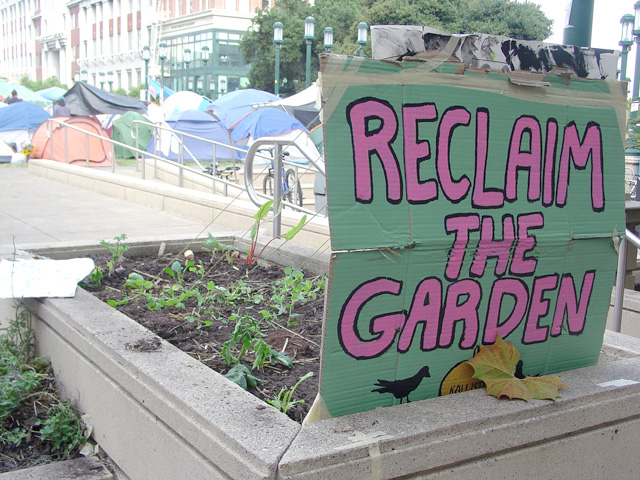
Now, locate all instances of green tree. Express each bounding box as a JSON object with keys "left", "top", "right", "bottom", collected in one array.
[
  {"left": 241, "top": 0, "right": 314, "bottom": 96},
  {"left": 19, "top": 75, "right": 69, "bottom": 92},
  {"left": 242, "top": 0, "right": 552, "bottom": 93}
]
